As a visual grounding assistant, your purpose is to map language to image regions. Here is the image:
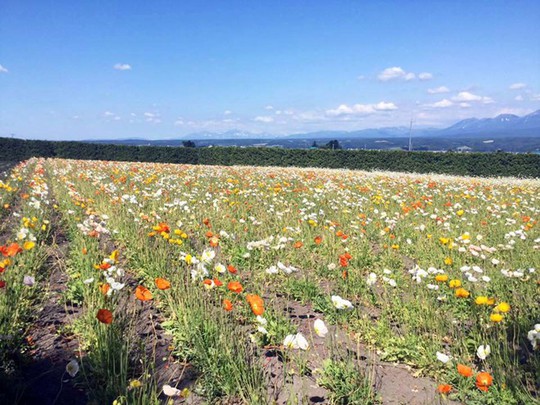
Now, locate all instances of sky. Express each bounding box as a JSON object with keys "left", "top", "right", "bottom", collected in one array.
[{"left": 1, "top": 0, "right": 539, "bottom": 140}]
